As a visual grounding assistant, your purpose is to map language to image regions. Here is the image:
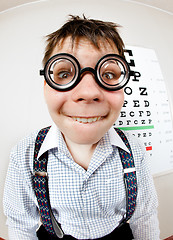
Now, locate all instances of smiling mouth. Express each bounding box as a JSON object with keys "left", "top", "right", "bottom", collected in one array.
[{"left": 72, "top": 116, "right": 102, "bottom": 123}]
